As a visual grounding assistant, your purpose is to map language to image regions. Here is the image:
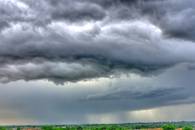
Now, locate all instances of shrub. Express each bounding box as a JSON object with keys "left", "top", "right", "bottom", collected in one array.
[
  {"left": 162, "top": 124, "right": 176, "bottom": 130},
  {"left": 0, "top": 127, "right": 6, "bottom": 130},
  {"left": 183, "top": 126, "right": 193, "bottom": 130}
]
